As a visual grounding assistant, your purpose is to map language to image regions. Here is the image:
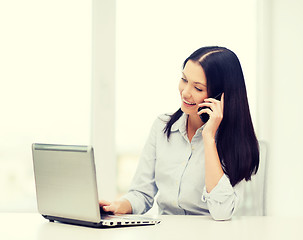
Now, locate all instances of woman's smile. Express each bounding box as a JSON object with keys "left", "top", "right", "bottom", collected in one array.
[{"left": 182, "top": 99, "right": 197, "bottom": 107}]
